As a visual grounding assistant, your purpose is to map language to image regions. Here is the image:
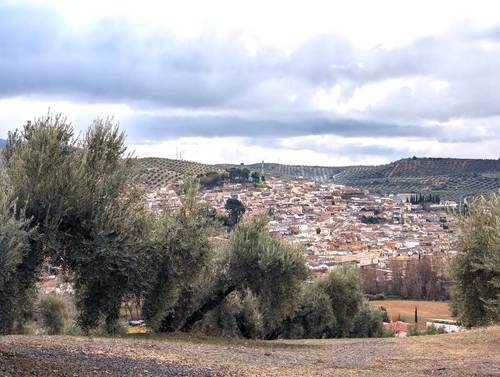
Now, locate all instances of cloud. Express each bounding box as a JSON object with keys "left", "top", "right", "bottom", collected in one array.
[
  {"left": 2, "top": 3, "right": 500, "bottom": 120},
  {"left": 0, "top": 4, "right": 270, "bottom": 108},
  {"left": 123, "top": 115, "right": 429, "bottom": 140},
  {"left": 122, "top": 113, "right": 500, "bottom": 144},
  {"left": 1, "top": 2, "right": 500, "bottom": 163}
]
